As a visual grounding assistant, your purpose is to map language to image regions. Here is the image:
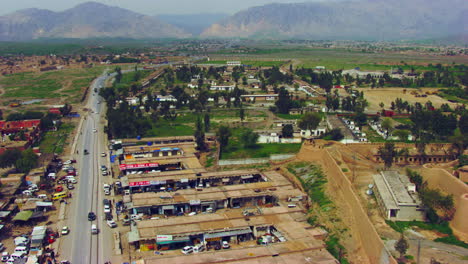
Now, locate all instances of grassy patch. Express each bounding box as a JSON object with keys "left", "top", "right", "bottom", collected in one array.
[
  {"left": 434, "top": 236, "right": 468, "bottom": 248},
  {"left": 222, "top": 143, "right": 301, "bottom": 159},
  {"left": 393, "top": 118, "right": 413, "bottom": 125},
  {"left": 38, "top": 123, "right": 75, "bottom": 154},
  {"left": 200, "top": 60, "right": 286, "bottom": 67},
  {"left": 275, "top": 113, "right": 303, "bottom": 120},
  {"left": 145, "top": 122, "right": 194, "bottom": 137},
  {"left": 385, "top": 220, "right": 468, "bottom": 248},
  {"left": 385, "top": 220, "right": 452, "bottom": 235},
  {"left": 0, "top": 66, "right": 106, "bottom": 99}
]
